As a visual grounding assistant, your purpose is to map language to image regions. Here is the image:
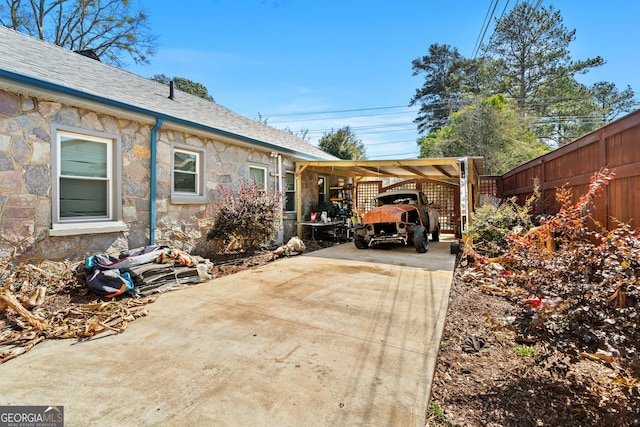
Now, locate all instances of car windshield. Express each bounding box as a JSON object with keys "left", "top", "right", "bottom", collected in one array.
[{"left": 375, "top": 194, "right": 418, "bottom": 205}]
